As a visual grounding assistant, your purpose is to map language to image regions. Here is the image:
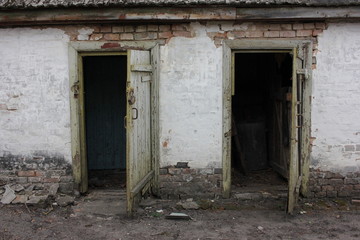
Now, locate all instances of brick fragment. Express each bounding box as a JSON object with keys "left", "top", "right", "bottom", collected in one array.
[
  {"left": 134, "top": 32, "right": 157, "bottom": 40},
  {"left": 159, "top": 25, "right": 171, "bottom": 31},
  {"left": 159, "top": 168, "right": 168, "bottom": 175},
  {"left": 124, "top": 26, "right": 135, "bottom": 32},
  {"left": 315, "top": 22, "right": 326, "bottom": 29},
  {"left": 227, "top": 31, "right": 246, "bottom": 39},
  {"left": 112, "top": 26, "right": 124, "bottom": 33},
  {"left": 264, "top": 31, "right": 280, "bottom": 38},
  {"left": 100, "top": 25, "right": 112, "bottom": 33},
  {"left": 135, "top": 25, "right": 147, "bottom": 32},
  {"left": 293, "top": 23, "right": 303, "bottom": 30},
  {"left": 313, "top": 29, "right": 323, "bottom": 36},
  {"left": 172, "top": 24, "right": 188, "bottom": 31},
  {"left": 304, "top": 23, "right": 315, "bottom": 29},
  {"left": 173, "top": 31, "right": 192, "bottom": 38},
  {"left": 90, "top": 34, "right": 103, "bottom": 41},
  {"left": 280, "top": 31, "right": 296, "bottom": 38},
  {"left": 296, "top": 30, "right": 313, "bottom": 37},
  {"left": 119, "top": 33, "right": 134, "bottom": 40},
  {"left": 158, "top": 31, "right": 173, "bottom": 39},
  {"left": 344, "top": 145, "right": 355, "bottom": 152},
  {"left": 104, "top": 33, "right": 120, "bottom": 41},
  {"left": 28, "top": 177, "right": 42, "bottom": 183},
  {"left": 168, "top": 168, "right": 181, "bottom": 175},
  {"left": 147, "top": 25, "right": 159, "bottom": 32},
  {"left": 17, "top": 171, "right": 36, "bottom": 177},
  {"left": 269, "top": 24, "right": 281, "bottom": 30},
  {"left": 43, "top": 178, "right": 60, "bottom": 183},
  {"left": 280, "top": 24, "right": 292, "bottom": 30},
  {"left": 245, "top": 31, "right": 263, "bottom": 38}
]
